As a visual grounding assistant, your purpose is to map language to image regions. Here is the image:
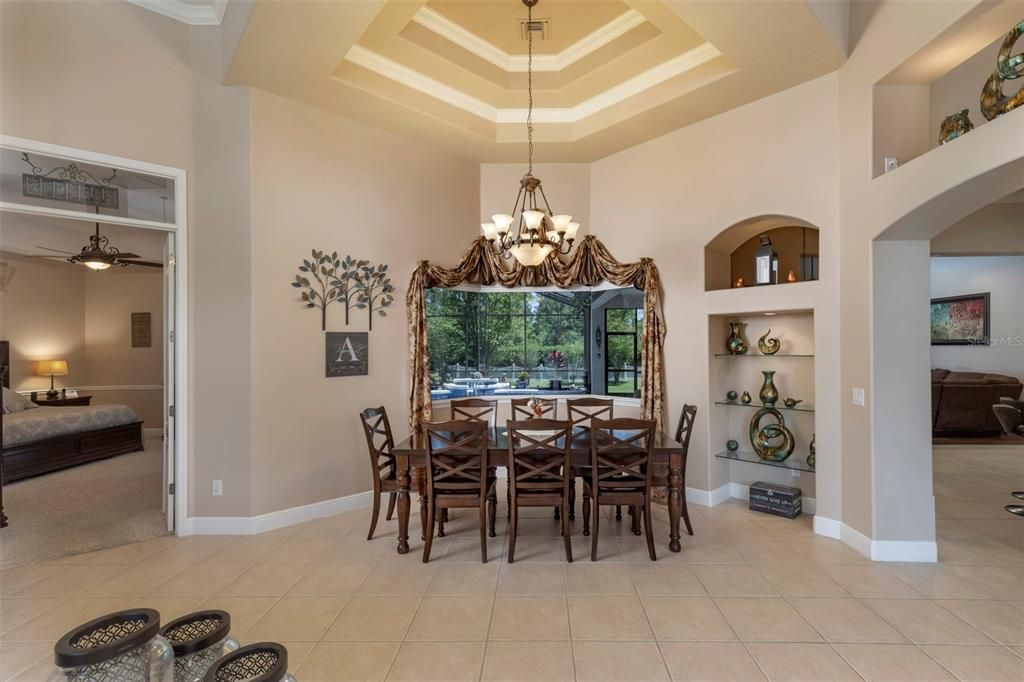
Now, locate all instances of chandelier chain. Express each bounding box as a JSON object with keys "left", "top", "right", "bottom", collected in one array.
[{"left": 527, "top": 2, "right": 533, "bottom": 175}]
